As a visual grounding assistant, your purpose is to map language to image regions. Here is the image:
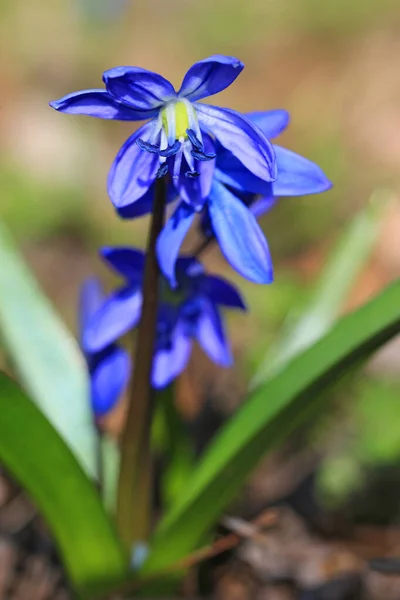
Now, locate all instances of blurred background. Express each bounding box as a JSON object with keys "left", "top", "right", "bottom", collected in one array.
[{"left": 1, "top": 0, "right": 400, "bottom": 597}]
